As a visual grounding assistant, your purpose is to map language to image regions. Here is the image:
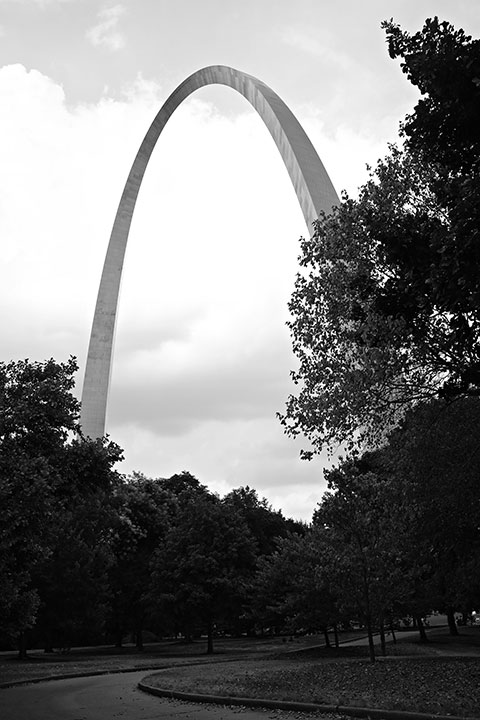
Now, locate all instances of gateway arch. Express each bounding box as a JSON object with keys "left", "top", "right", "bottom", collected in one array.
[{"left": 80, "top": 65, "right": 339, "bottom": 439}]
